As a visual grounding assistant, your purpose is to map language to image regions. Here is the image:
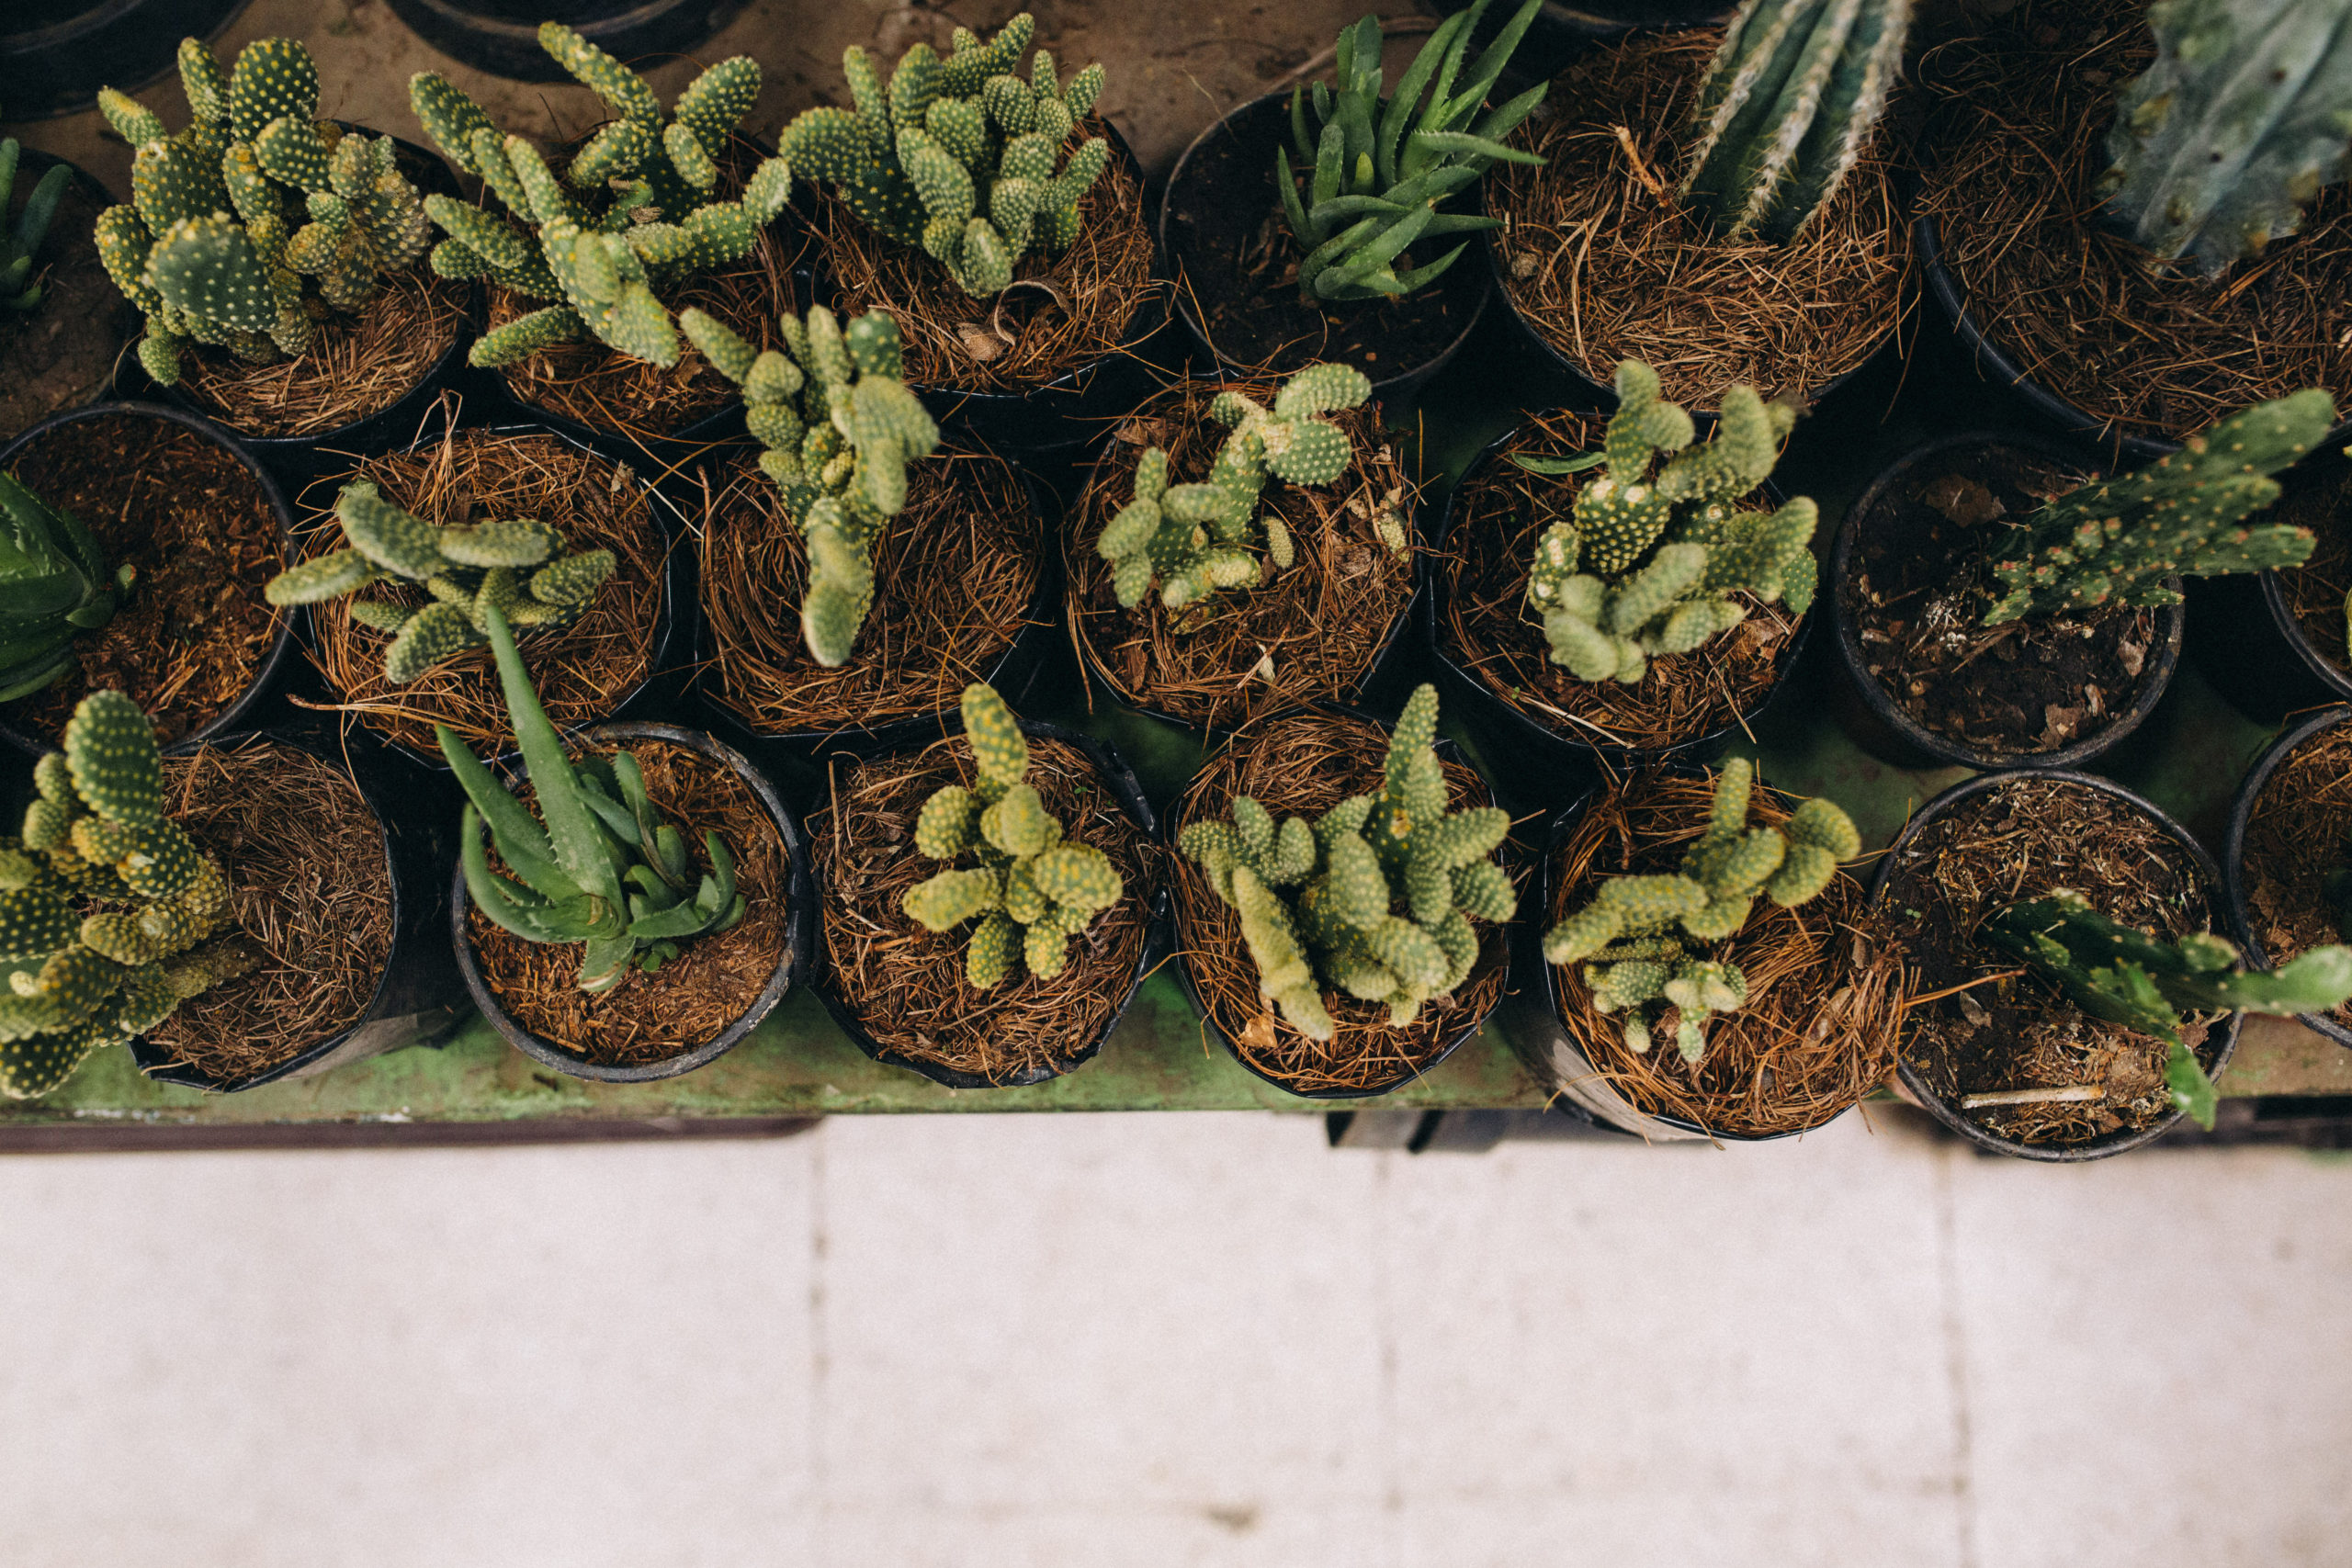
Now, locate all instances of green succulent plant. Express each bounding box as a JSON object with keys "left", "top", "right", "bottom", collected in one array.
[
  {"left": 0, "top": 690, "right": 260, "bottom": 1099},
  {"left": 0, "top": 470, "right": 133, "bottom": 704},
  {"left": 2, "top": 132, "right": 74, "bottom": 312},
  {"left": 408, "top": 22, "right": 792, "bottom": 369},
  {"left": 900, "top": 683, "right": 1125, "bottom": 988},
  {"left": 1180, "top": 683, "right": 1515, "bottom": 1042},
  {"left": 1543, "top": 759, "right": 1859, "bottom": 1061},
  {"left": 443, "top": 606, "right": 747, "bottom": 996},
  {"left": 780, "top": 13, "right": 1111, "bottom": 298}
]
